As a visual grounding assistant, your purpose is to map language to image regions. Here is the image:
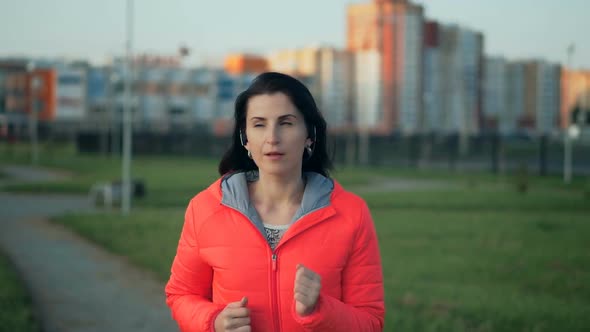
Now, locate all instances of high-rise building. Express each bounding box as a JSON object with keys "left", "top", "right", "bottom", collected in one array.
[
  {"left": 347, "top": 0, "right": 424, "bottom": 135},
  {"left": 267, "top": 47, "right": 323, "bottom": 98},
  {"left": 267, "top": 47, "right": 321, "bottom": 77},
  {"left": 483, "top": 57, "right": 507, "bottom": 133},
  {"left": 268, "top": 46, "right": 354, "bottom": 131},
  {"left": 483, "top": 57, "right": 531, "bottom": 137},
  {"left": 319, "top": 48, "right": 354, "bottom": 131},
  {"left": 437, "top": 24, "right": 484, "bottom": 135},
  {"left": 522, "top": 60, "right": 561, "bottom": 135},
  {"left": 267, "top": 49, "right": 300, "bottom": 75},
  {"left": 506, "top": 62, "right": 526, "bottom": 135},
  {"left": 561, "top": 69, "right": 590, "bottom": 129},
  {"left": 423, "top": 21, "right": 442, "bottom": 134},
  {"left": 354, "top": 50, "right": 382, "bottom": 130}
]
